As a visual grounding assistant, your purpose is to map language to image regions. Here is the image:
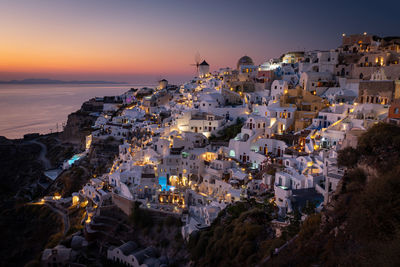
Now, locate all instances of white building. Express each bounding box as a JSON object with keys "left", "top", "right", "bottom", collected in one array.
[
  {"left": 198, "top": 60, "right": 210, "bottom": 78},
  {"left": 274, "top": 155, "right": 324, "bottom": 214},
  {"left": 80, "top": 178, "right": 110, "bottom": 205},
  {"left": 107, "top": 242, "right": 163, "bottom": 267},
  {"left": 175, "top": 111, "right": 226, "bottom": 137},
  {"left": 271, "top": 80, "right": 289, "bottom": 101},
  {"left": 300, "top": 72, "right": 335, "bottom": 93}
]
